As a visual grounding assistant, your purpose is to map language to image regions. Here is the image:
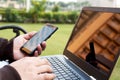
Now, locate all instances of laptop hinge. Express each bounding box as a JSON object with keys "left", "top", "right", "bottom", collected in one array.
[
  {"left": 64, "top": 55, "right": 69, "bottom": 59},
  {"left": 90, "top": 76, "right": 96, "bottom": 80}
]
